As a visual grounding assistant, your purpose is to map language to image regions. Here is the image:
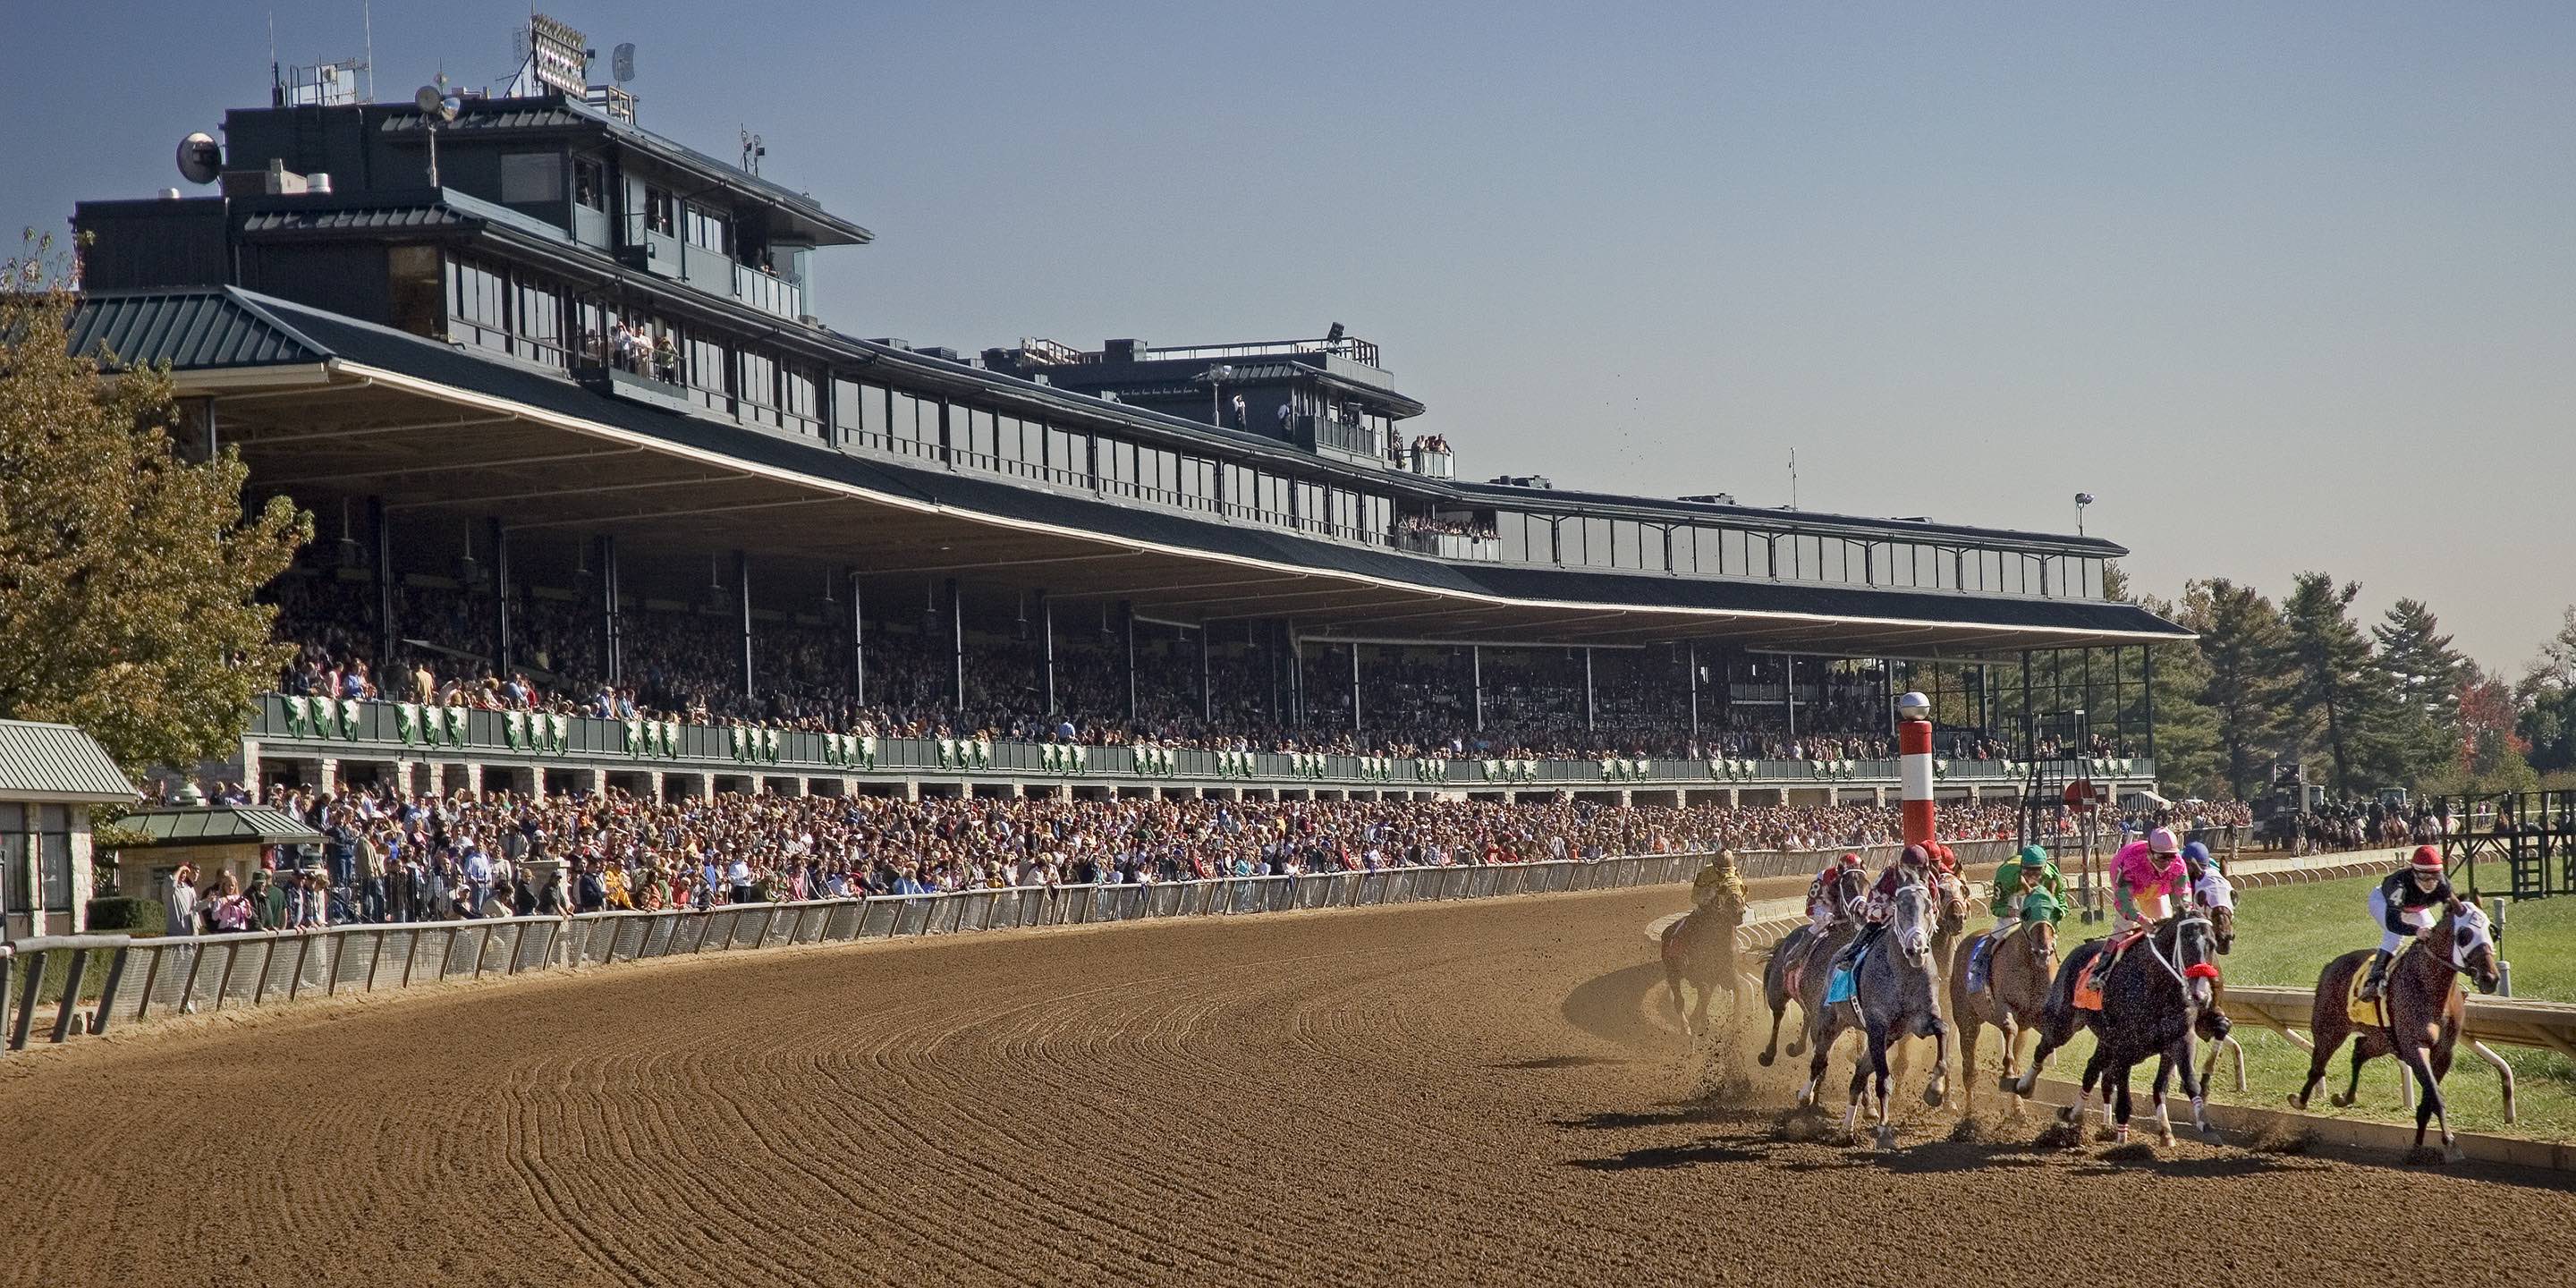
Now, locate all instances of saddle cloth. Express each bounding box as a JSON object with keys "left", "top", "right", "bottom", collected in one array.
[
  {"left": 2071, "top": 928, "right": 2148, "bottom": 1012},
  {"left": 1825, "top": 937, "right": 1873, "bottom": 1005}
]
